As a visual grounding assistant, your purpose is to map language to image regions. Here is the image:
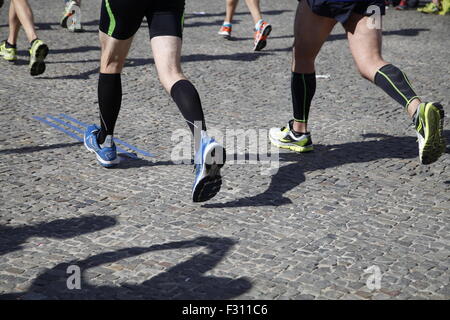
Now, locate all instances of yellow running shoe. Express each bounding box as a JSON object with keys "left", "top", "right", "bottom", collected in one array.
[
  {"left": 0, "top": 40, "right": 17, "bottom": 62},
  {"left": 415, "top": 102, "right": 446, "bottom": 165},
  {"left": 417, "top": 2, "right": 440, "bottom": 13},
  {"left": 439, "top": 0, "right": 450, "bottom": 14},
  {"left": 269, "top": 120, "right": 314, "bottom": 153},
  {"left": 29, "top": 39, "right": 49, "bottom": 76}
]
